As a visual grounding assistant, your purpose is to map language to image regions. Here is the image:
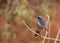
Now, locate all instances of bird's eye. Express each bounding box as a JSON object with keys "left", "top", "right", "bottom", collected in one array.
[{"left": 38, "top": 17, "right": 41, "bottom": 19}]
